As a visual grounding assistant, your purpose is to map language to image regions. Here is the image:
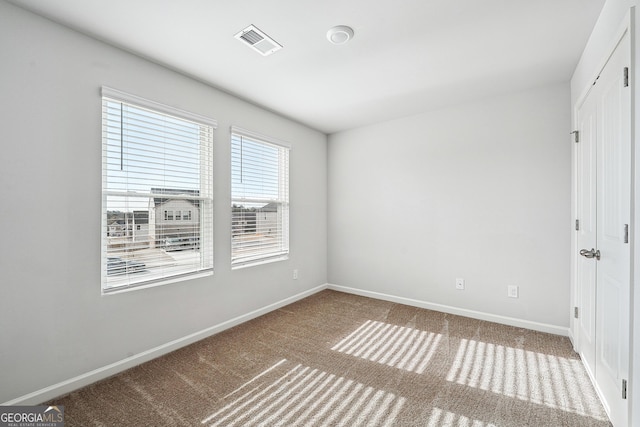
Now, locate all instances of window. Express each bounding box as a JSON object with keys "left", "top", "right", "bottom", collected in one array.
[
  {"left": 184, "top": 211, "right": 191, "bottom": 221},
  {"left": 102, "top": 87, "right": 215, "bottom": 293},
  {"left": 231, "top": 127, "right": 289, "bottom": 267}
]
